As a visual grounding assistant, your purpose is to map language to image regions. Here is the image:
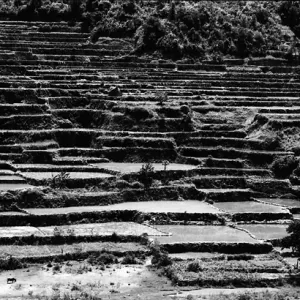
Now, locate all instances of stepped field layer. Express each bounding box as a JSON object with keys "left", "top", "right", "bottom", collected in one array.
[{"left": 1, "top": 4, "right": 300, "bottom": 297}]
